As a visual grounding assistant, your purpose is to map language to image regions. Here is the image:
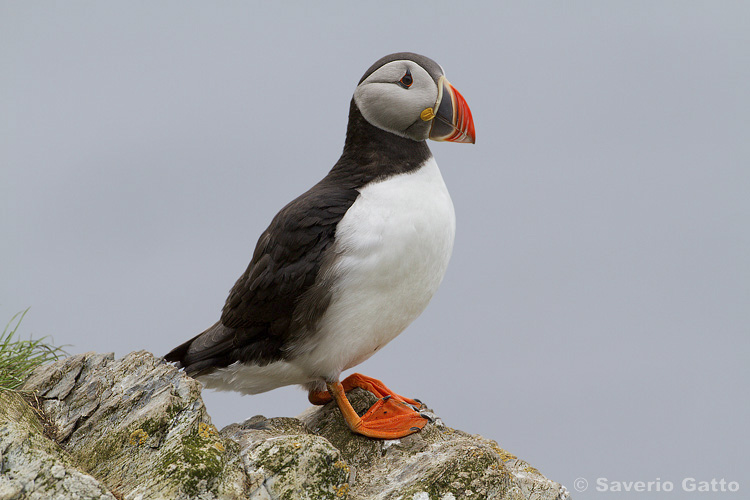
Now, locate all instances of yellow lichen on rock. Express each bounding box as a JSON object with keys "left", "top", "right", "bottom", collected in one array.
[
  {"left": 334, "top": 460, "right": 350, "bottom": 473},
  {"left": 128, "top": 428, "right": 148, "bottom": 446},
  {"left": 335, "top": 483, "right": 350, "bottom": 497},
  {"left": 489, "top": 441, "right": 517, "bottom": 462},
  {"left": 197, "top": 422, "right": 218, "bottom": 439}
]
